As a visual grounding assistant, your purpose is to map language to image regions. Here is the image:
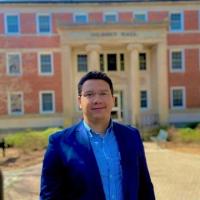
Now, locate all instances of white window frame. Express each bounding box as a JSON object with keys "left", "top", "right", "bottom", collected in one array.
[
  {"left": 37, "top": 13, "right": 52, "bottom": 34},
  {"left": 133, "top": 11, "right": 148, "bottom": 23},
  {"left": 38, "top": 52, "right": 54, "bottom": 76},
  {"left": 73, "top": 12, "right": 88, "bottom": 24},
  {"left": 39, "top": 91, "right": 55, "bottom": 114},
  {"left": 103, "top": 11, "right": 118, "bottom": 23},
  {"left": 8, "top": 91, "right": 24, "bottom": 115},
  {"left": 6, "top": 52, "right": 22, "bottom": 76},
  {"left": 5, "top": 13, "right": 20, "bottom": 35},
  {"left": 169, "top": 12, "right": 184, "bottom": 32},
  {"left": 140, "top": 90, "right": 150, "bottom": 111},
  {"left": 77, "top": 54, "right": 88, "bottom": 72},
  {"left": 112, "top": 91, "right": 123, "bottom": 121},
  {"left": 170, "top": 49, "right": 185, "bottom": 72},
  {"left": 170, "top": 86, "right": 186, "bottom": 109}
]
